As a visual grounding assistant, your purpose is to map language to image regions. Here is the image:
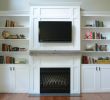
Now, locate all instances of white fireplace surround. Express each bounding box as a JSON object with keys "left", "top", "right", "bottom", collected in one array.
[
  {"left": 29, "top": 5, "right": 81, "bottom": 96},
  {"left": 30, "top": 54, "right": 81, "bottom": 96}
]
